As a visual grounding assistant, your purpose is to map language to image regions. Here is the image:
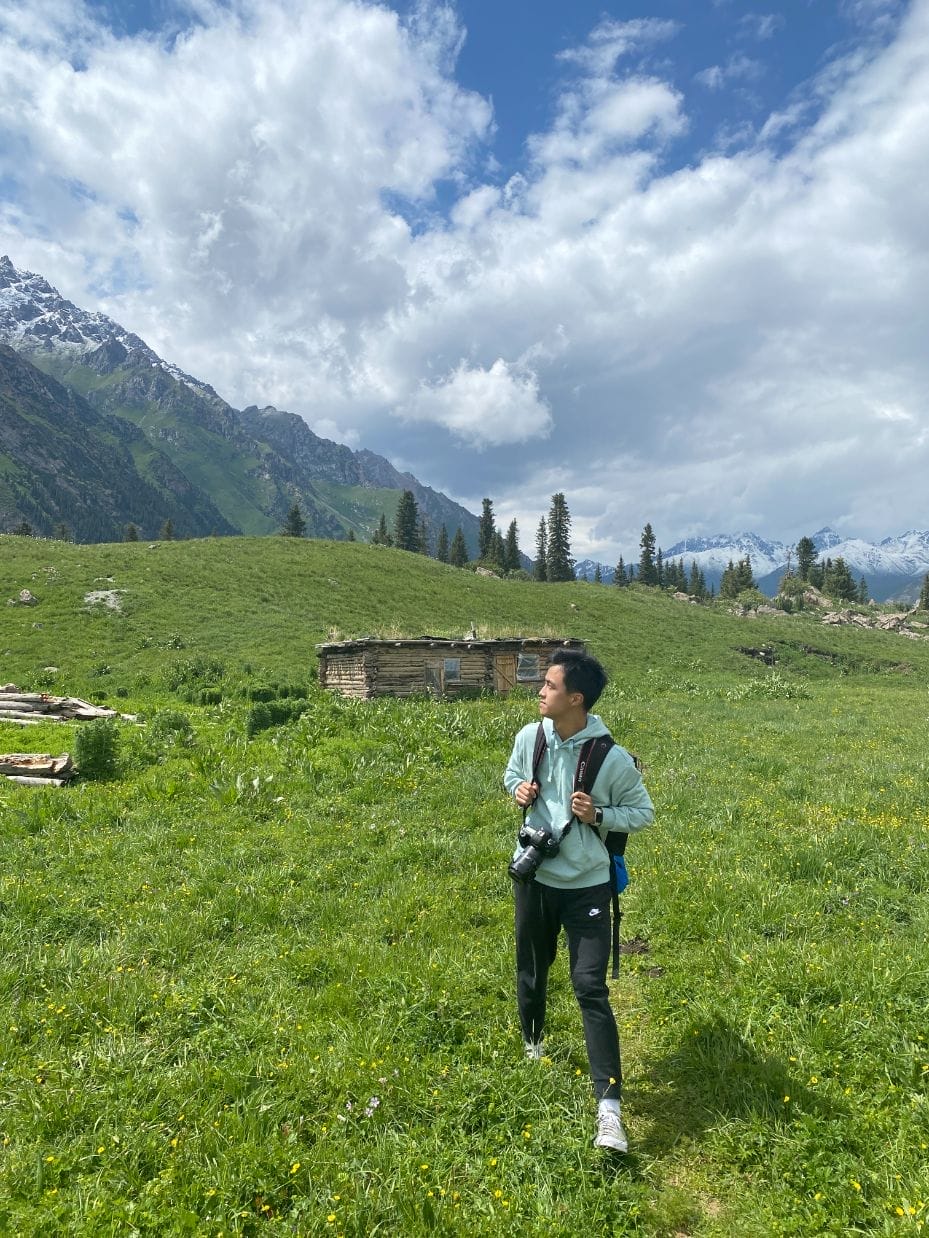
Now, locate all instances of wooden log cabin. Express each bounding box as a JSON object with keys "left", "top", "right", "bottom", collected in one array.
[{"left": 315, "top": 636, "right": 585, "bottom": 699}]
